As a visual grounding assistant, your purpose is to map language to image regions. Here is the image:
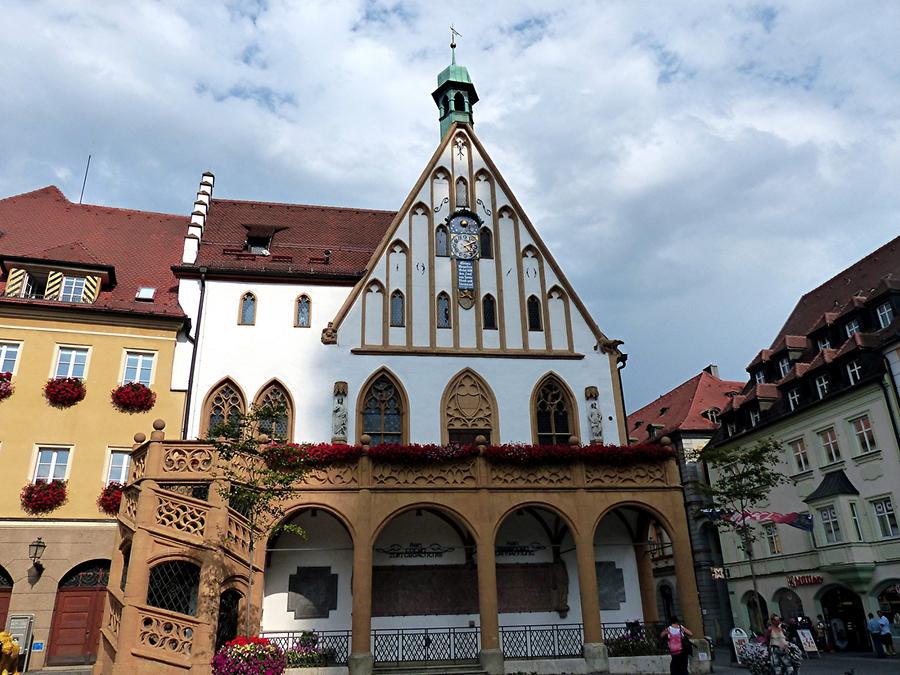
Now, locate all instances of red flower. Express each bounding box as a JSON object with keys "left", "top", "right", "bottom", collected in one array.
[
  {"left": 0, "top": 371, "right": 13, "bottom": 402},
  {"left": 482, "top": 443, "right": 675, "bottom": 465},
  {"left": 111, "top": 382, "right": 156, "bottom": 413},
  {"left": 226, "top": 636, "right": 271, "bottom": 647},
  {"left": 263, "top": 443, "right": 363, "bottom": 470},
  {"left": 97, "top": 482, "right": 124, "bottom": 516},
  {"left": 21, "top": 480, "right": 68, "bottom": 514},
  {"left": 366, "top": 443, "right": 479, "bottom": 464},
  {"left": 44, "top": 377, "right": 86, "bottom": 407}
]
